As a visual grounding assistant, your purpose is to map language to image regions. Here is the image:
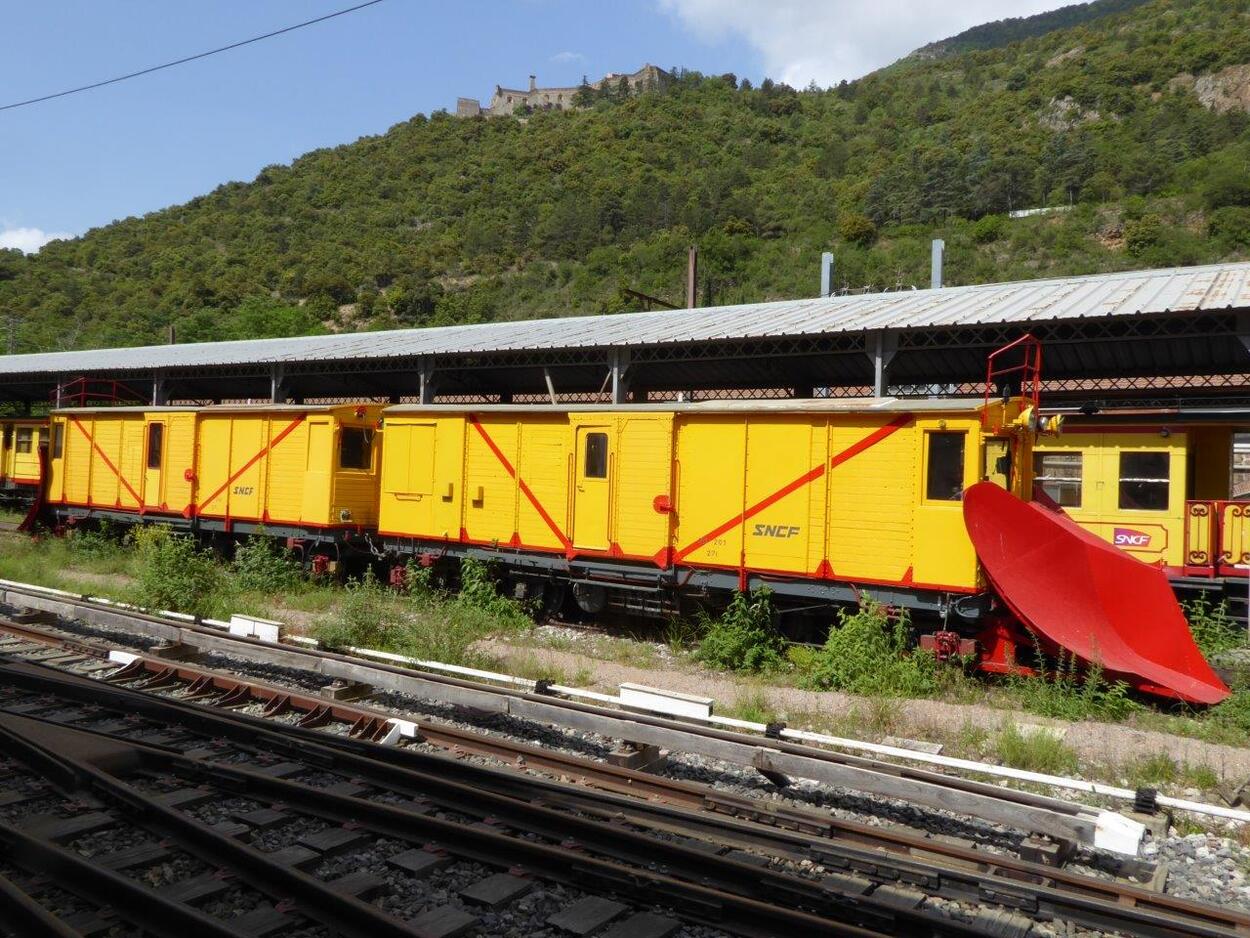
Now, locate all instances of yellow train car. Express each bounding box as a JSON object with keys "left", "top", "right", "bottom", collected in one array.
[
  {"left": 1034, "top": 418, "right": 1249, "bottom": 608},
  {"left": 0, "top": 418, "right": 48, "bottom": 500},
  {"left": 46, "top": 404, "right": 382, "bottom": 545},
  {"left": 378, "top": 397, "right": 1035, "bottom": 617}
]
